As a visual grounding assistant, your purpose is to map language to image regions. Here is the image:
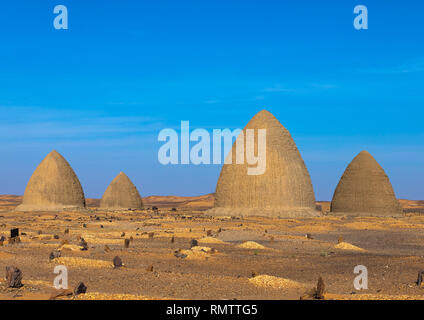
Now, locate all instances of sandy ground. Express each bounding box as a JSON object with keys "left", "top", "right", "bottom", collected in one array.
[{"left": 0, "top": 195, "right": 424, "bottom": 300}]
